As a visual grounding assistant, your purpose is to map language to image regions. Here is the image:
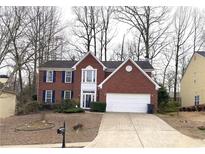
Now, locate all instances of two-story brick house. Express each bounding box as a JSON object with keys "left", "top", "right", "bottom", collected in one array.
[{"left": 37, "top": 52, "right": 159, "bottom": 113}]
